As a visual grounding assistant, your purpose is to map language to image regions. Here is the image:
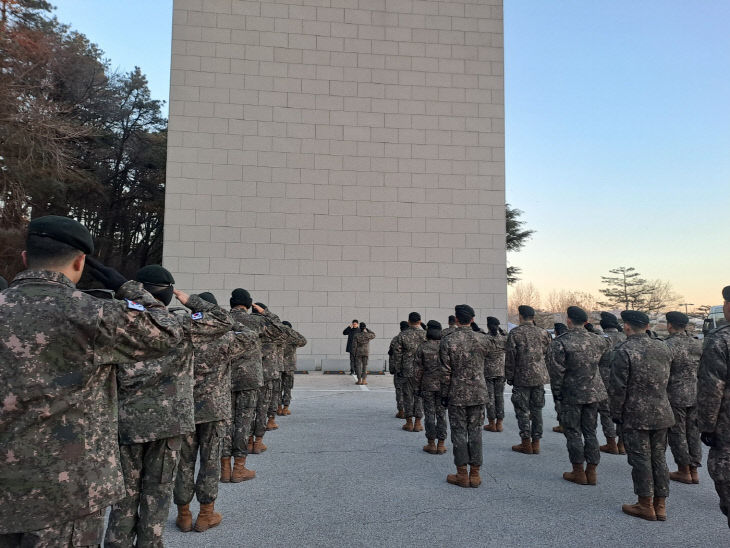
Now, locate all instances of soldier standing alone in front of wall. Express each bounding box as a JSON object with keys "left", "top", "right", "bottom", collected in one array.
[
  {"left": 392, "top": 312, "right": 428, "bottom": 432},
  {"left": 505, "top": 305, "right": 552, "bottom": 455},
  {"left": 483, "top": 317, "right": 507, "bottom": 433},
  {"left": 598, "top": 312, "right": 626, "bottom": 455},
  {"left": 697, "top": 286, "right": 730, "bottom": 528},
  {"left": 609, "top": 310, "right": 674, "bottom": 521},
  {"left": 352, "top": 323, "right": 376, "bottom": 385},
  {"left": 279, "top": 321, "right": 307, "bottom": 415},
  {"left": 389, "top": 321, "right": 409, "bottom": 418},
  {"left": 664, "top": 311, "right": 703, "bottom": 484},
  {"left": 415, "top": 320, "right": 448, "bottom": 455}
]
